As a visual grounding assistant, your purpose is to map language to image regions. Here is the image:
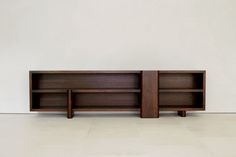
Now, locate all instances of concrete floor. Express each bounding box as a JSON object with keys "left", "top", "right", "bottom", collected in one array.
[{"left": 0, "top": 113, "right": 236, "bottom": 157}]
